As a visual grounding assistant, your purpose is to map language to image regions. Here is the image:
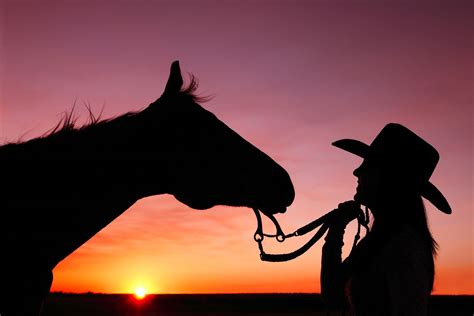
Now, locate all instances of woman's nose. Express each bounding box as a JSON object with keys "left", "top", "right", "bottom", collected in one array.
[
  {"left": 353, "top": 164, "right": 363, "bottom": 177},
  {"left": 353, "top": 167, "right": 359, "bottom": 177}
]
